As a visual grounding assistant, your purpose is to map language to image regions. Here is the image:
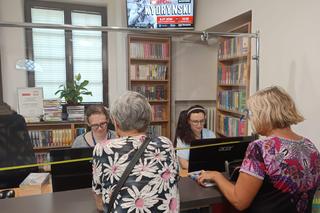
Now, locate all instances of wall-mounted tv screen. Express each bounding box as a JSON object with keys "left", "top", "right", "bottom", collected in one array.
[{"left": 126, "top": 0, "right": 195, "bottom": 29}]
